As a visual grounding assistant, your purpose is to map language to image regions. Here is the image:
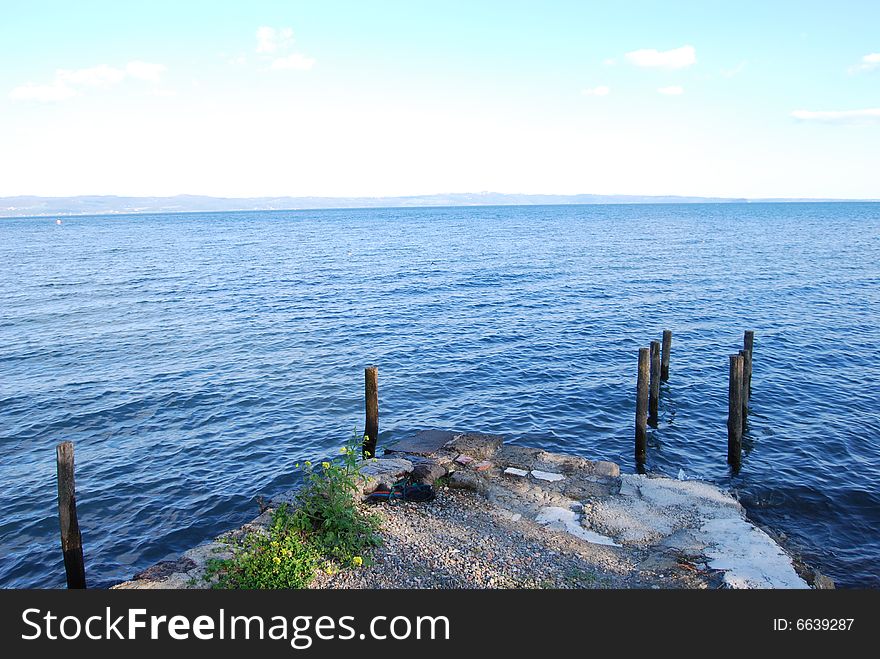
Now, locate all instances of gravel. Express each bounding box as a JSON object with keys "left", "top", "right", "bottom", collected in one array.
[{"left": 310, "top": 486, "right": 714, "bottom": 589}]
